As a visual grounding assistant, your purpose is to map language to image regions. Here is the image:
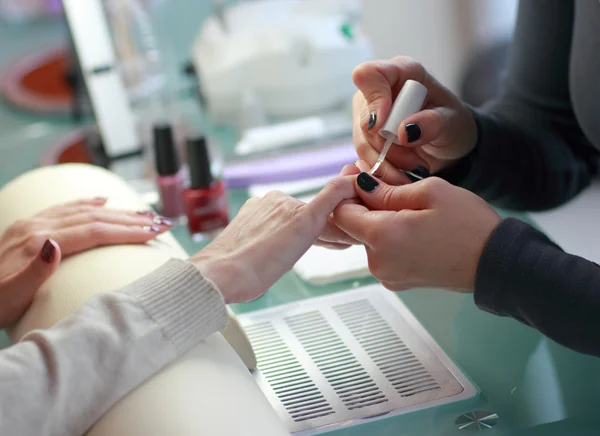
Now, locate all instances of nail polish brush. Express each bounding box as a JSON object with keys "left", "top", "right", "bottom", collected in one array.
[{"left": 368, "top": 80, "right": 428, "bottom": 175}]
